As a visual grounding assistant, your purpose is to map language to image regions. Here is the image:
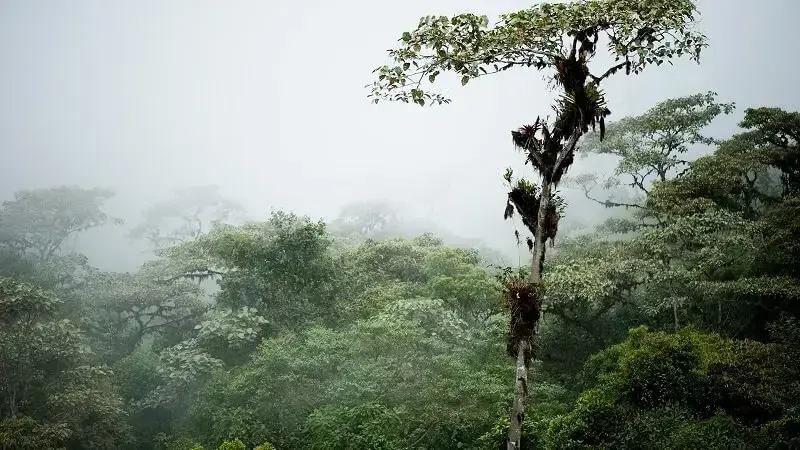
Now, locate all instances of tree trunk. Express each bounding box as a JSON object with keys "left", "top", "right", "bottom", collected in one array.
[
  {"left": 507, "top": 181, "right": 551, "bottom": 450},
  {"left": 507, "top": 340, "right": 529, "bottom": 449},
  {"left": 530, "top": 182, "right": 551, "bottom": 283},
  {"left": 673, "top": 301, "right": 680, "bottom": 332}
]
